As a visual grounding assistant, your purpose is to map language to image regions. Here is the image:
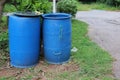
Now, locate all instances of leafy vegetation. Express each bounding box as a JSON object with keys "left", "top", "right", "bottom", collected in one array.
[
  {"left": 3, "top": 4, "right": 17, "bottom": 12},
  {"left": 0, "top": 30, "right": 8, "bottom": 52},
  {"left": 5, "top": 0, "right": 52, "bottom": 13},
  {"left": 77, "top": 2, "right": 120, "bottom": 11},
  {"left": 57, "top": 0, "right": 78, "bottom": 16},
  {"left": 79, "top": 0, "right": 120, "bottom": 8},
  {"left": 0, "top": 17, "right": 8, "bottom": 47},
  {"left": 0, "top": 30, "right": 8, "bottom": 67},
  {"left": 0, "top": 10, "right": 8, "bottom": 67},
  {"left": 97, "top": 0, "right": 120, "bottom": 6}
]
